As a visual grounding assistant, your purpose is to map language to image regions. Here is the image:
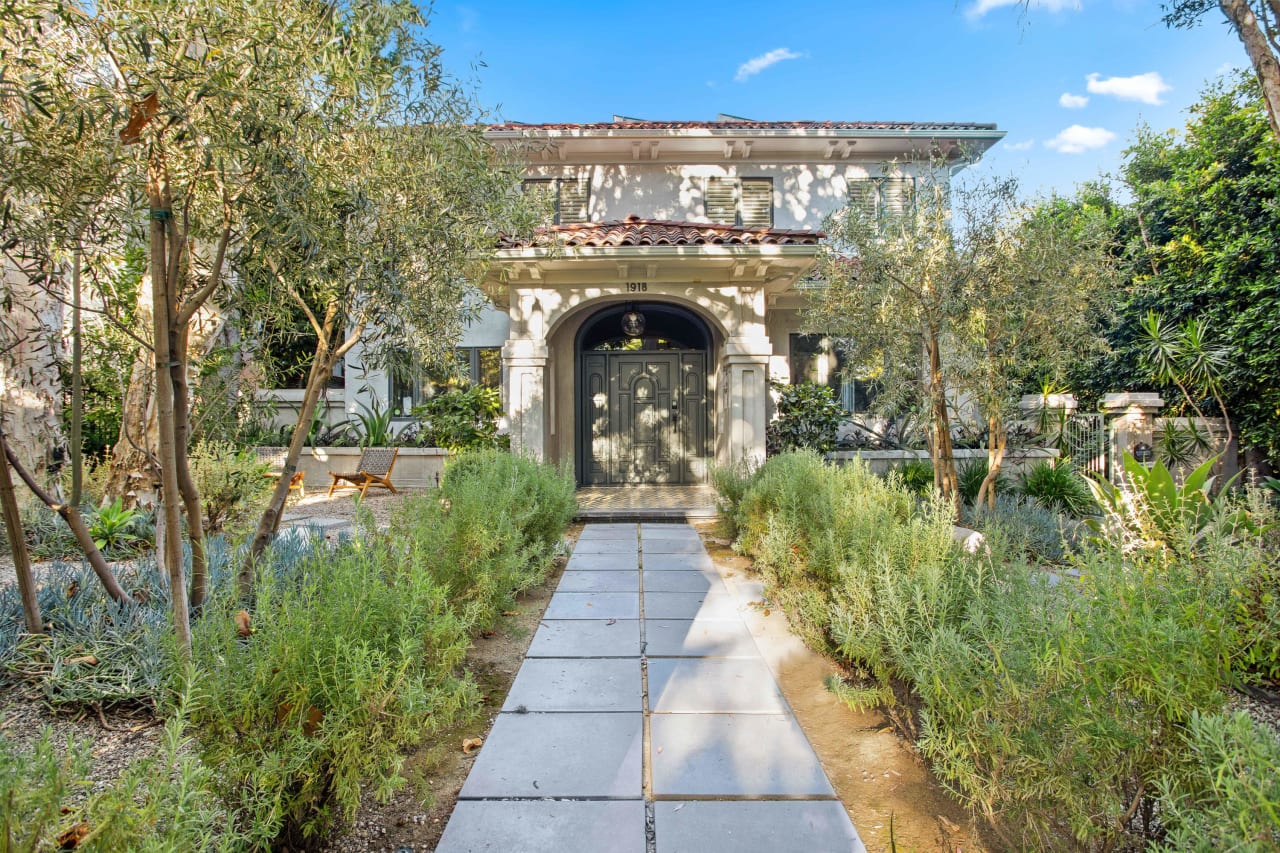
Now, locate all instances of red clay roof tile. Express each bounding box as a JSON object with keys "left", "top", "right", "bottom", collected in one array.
[
  {"left": 499, "top": 216, "right": 824, "bottom": 249},
  {"left": 488, "top": 120, "right": 998, "bottom": 133}
]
